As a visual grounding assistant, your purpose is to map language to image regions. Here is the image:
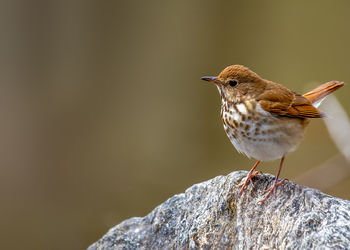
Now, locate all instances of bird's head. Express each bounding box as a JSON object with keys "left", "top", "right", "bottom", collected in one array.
[{"left": 201, "top": 65, "right": 265, "bottom": 102}]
